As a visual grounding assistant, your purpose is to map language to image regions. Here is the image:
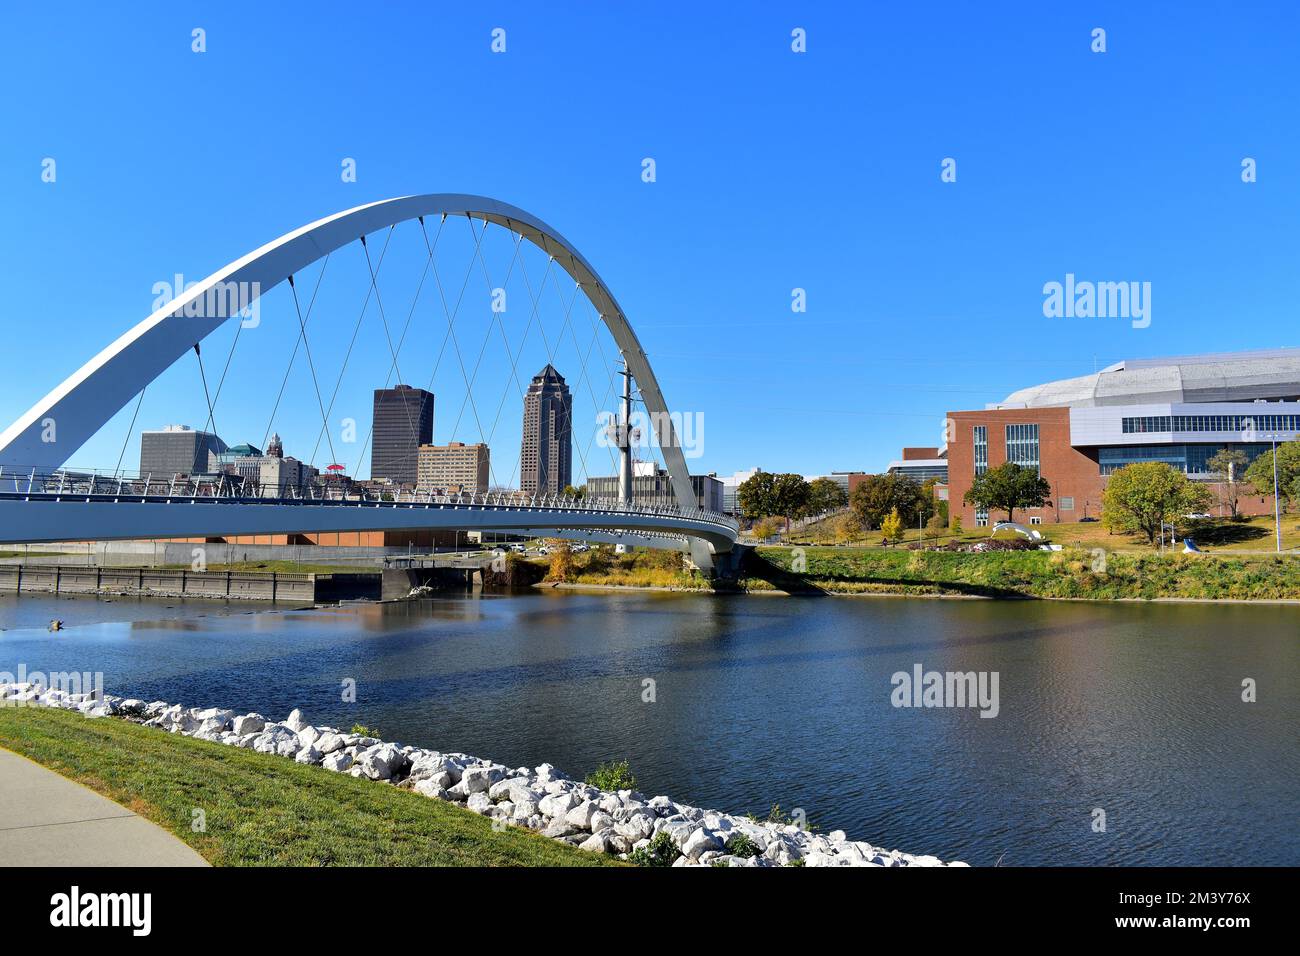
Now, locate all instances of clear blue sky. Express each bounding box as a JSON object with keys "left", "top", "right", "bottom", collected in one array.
[{"left": 1, "top": 2, "right": 1297, "bottom": 481}]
